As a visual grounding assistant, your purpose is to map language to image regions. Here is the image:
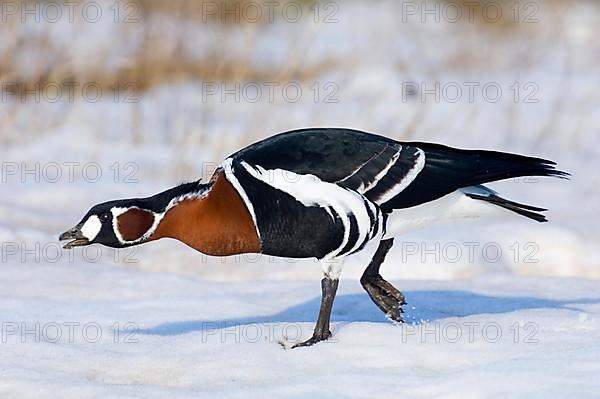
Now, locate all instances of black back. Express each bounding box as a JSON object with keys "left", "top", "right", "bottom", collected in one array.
[{"left": 231, "top": 128, "right": 566, "bottom": 213}]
